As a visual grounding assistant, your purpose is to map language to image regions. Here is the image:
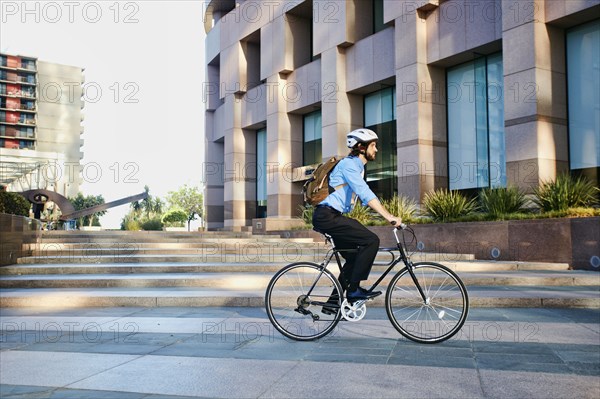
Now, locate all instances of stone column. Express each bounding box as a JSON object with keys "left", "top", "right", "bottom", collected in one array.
[
  {"left": 223, "top": 94, "right": 256, "bottom": 231},
  {"left": 502, "top": 0, "right": 568, "bottom": 190},
  {"left": 263, "top": 73, "right": 304, "bottom": 229},
  {"left": 395, "top": 9, "right": 447, "bottom": 202},
  {"left": 320, "top": 46, "right": 362, "bottom": 160},
  {"left": 204, "top": 135, "right": 224, "bottom": 231}
]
